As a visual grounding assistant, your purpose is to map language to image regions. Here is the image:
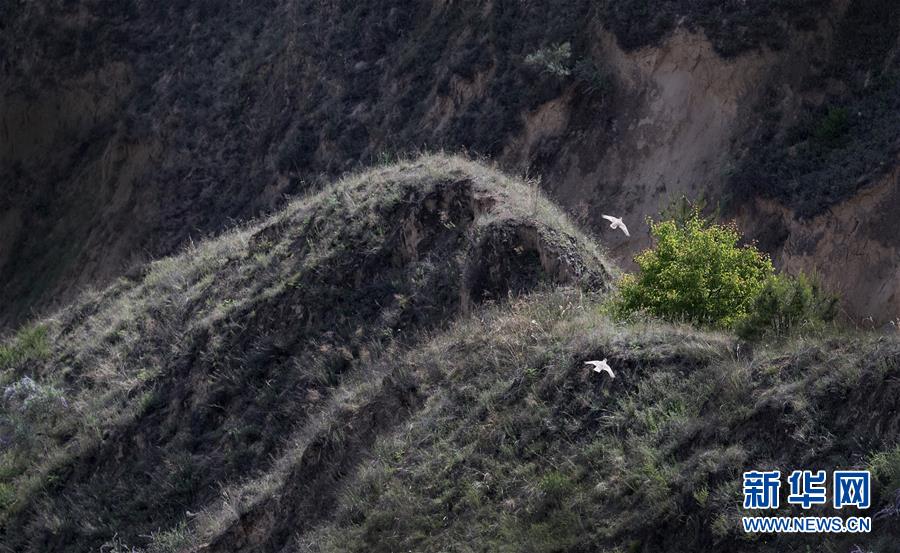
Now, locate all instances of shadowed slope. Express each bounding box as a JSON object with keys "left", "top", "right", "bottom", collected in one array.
[
  {"left": 200, "top": 292, "right": 900, "bottom": 553},
  {"left": 0, "top": 155, "right": 610, "bottom": 552},
  {"left": 4, "top": 156, "right": 900, "bottom": 553}
]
